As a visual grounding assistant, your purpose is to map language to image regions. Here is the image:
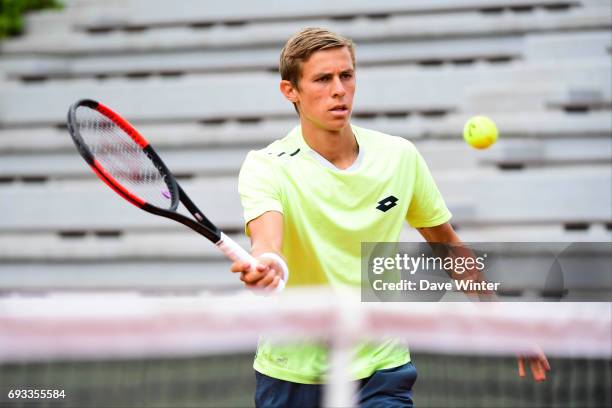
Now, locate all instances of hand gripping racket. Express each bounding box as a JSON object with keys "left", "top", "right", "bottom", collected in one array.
[{"left": 66, "top": 99, "right": 256, "bottom": 266}]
